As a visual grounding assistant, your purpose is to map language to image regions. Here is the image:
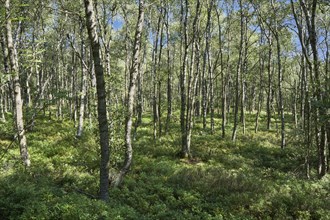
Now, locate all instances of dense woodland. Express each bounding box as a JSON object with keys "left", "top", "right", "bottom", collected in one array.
[{"left": 0, "top": 0, "right": 329, "bottom": 219}]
